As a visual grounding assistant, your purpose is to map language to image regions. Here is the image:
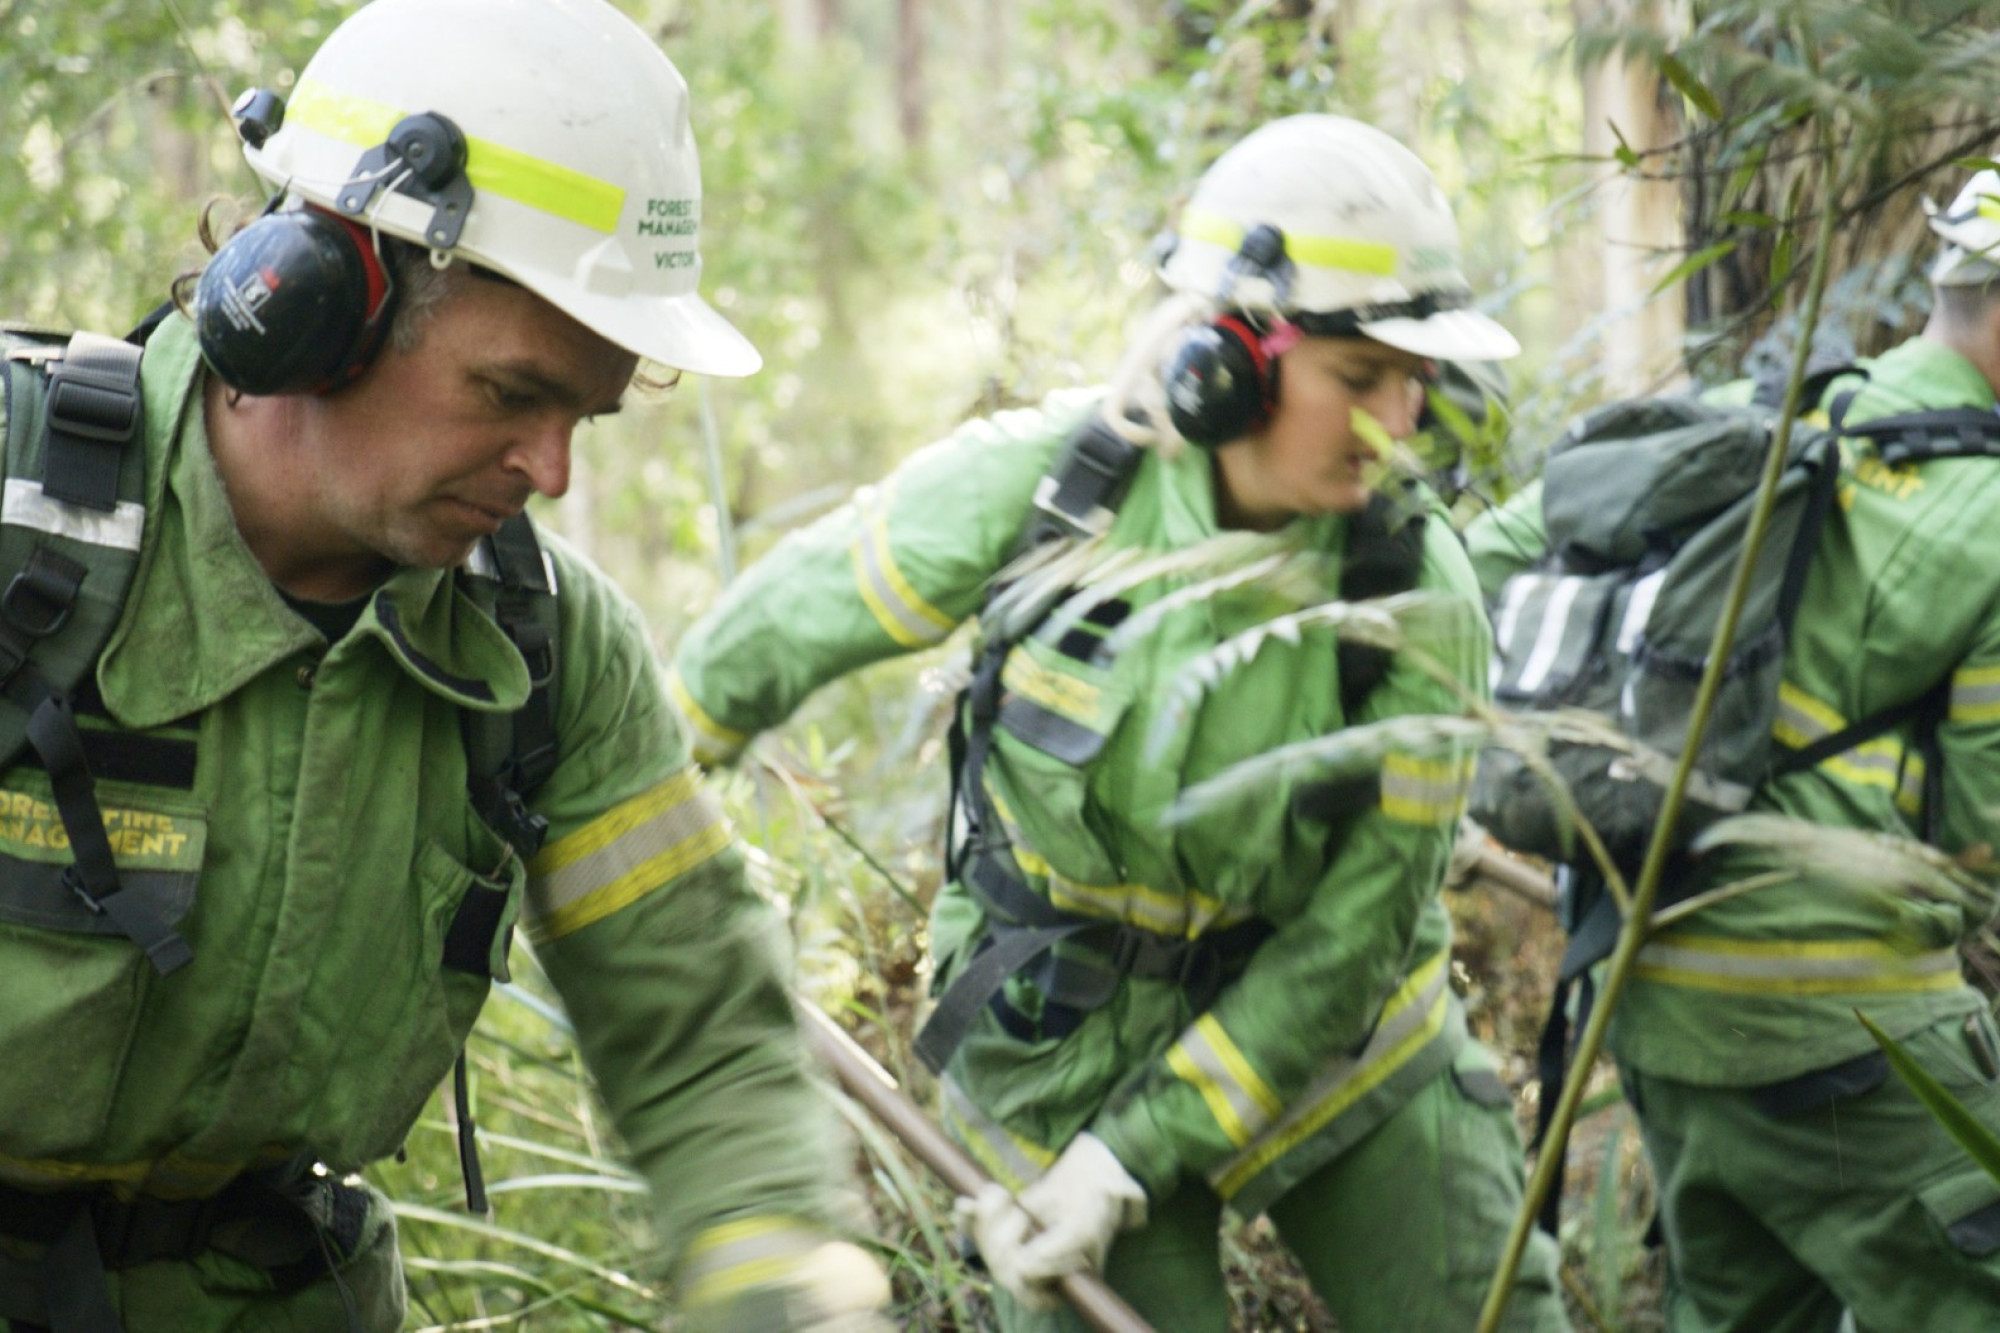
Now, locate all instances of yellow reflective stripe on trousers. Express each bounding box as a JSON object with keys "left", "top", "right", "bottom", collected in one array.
[
  {"left": 940, "top": 1076, "right": 1055, "bottom": 1192},
  {"left": 286, "top": 79, "right": 624, "bottom": 235},
  {"left": 1635, "top": 935, "right": 1963, "bottom": 996},
  {"left": 680, "top": 1215, "right": 823, "bottom": 1306},
  {"left": 525, "top": 769, "right": 733, "bottom": 941},
  {"left": 667, "top": 667, "right": 748, "bottom": 766},
  {"left": 1166, "top": 1014, "right": 1286, "bottom": 1150},
  {"left": 1379, "top": 752, "right": 1473, "bottom": 826},
  {"left": 1179, "top": 208, "right": 1399, "bottom": 277},
  {"left": 1772, "top": 680, "right": 1925, "bottom": 814},
  {"left": 850, "top": 484, "right": 956, "bottom": 648},
  {"left": 1210, "top": 950, "right": 1452, "bottom": 1200},
  {"left": 1950, "top": 663, "right": 2000, "bottom": 724}
]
